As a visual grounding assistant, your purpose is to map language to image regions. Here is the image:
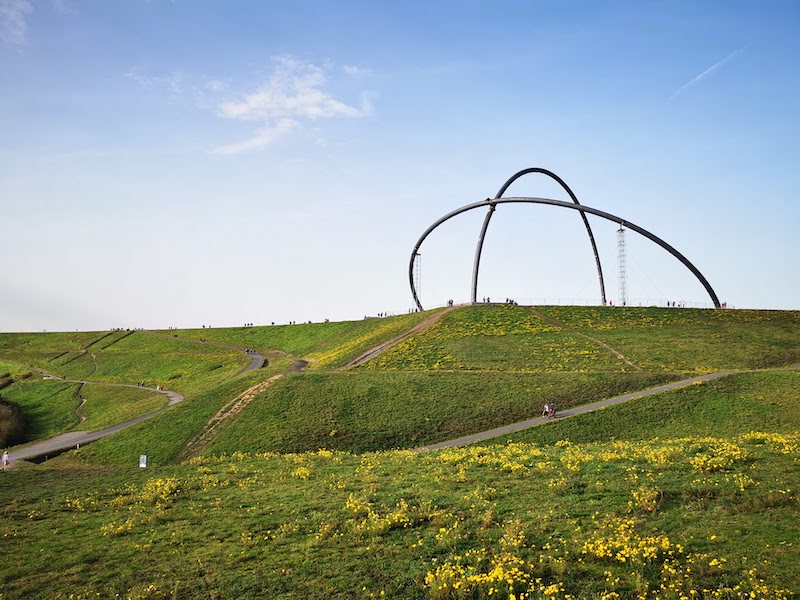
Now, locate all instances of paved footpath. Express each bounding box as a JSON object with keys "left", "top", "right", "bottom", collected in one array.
[
  {"left": 414, "top": 371, "right": 735, "bottom": 452},
  {"left": 5, "top": 373, "right": 183, "bottom": 464},
  {"left": 3, "top": 332, "right": 277, "bottom": 466}
]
